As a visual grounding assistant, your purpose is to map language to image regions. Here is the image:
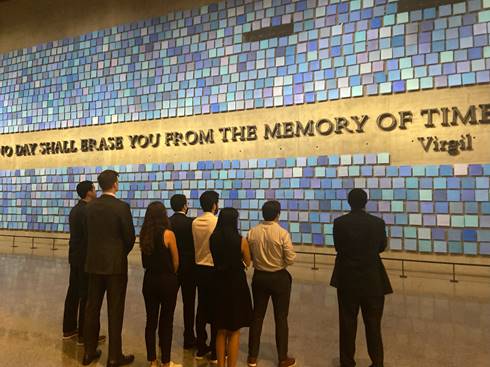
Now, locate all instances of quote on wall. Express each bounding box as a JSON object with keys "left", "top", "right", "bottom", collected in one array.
[{"left": 2, "top": 103, "right": 489, "bottom": 160}]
